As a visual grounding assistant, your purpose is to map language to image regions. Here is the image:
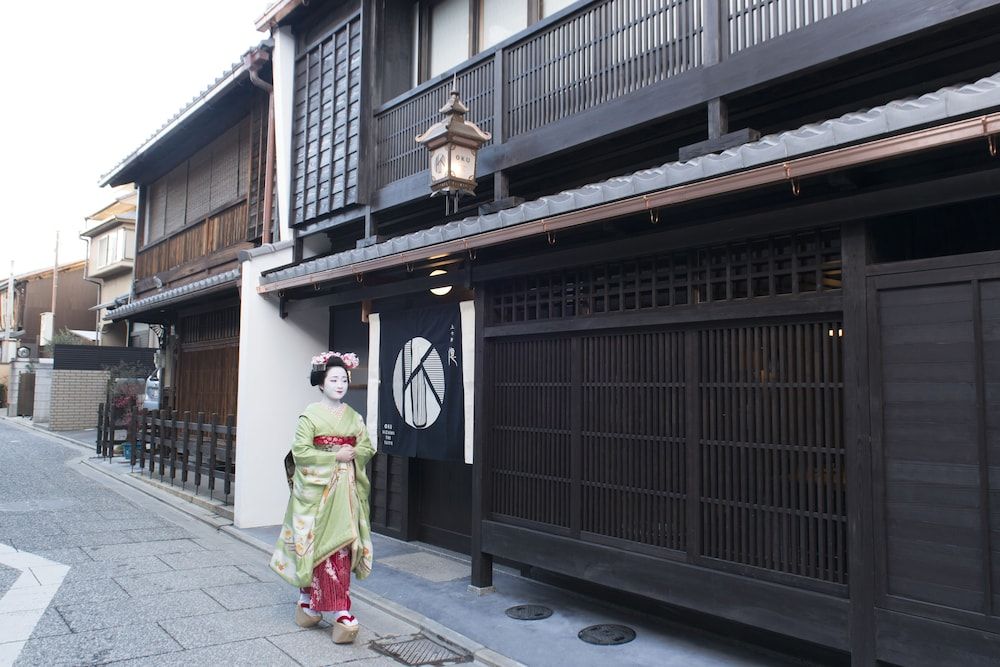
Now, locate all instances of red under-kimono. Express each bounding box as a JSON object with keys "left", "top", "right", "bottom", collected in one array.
[{"left": 300, "top": 434, "right": 355, "bottom": 612}]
